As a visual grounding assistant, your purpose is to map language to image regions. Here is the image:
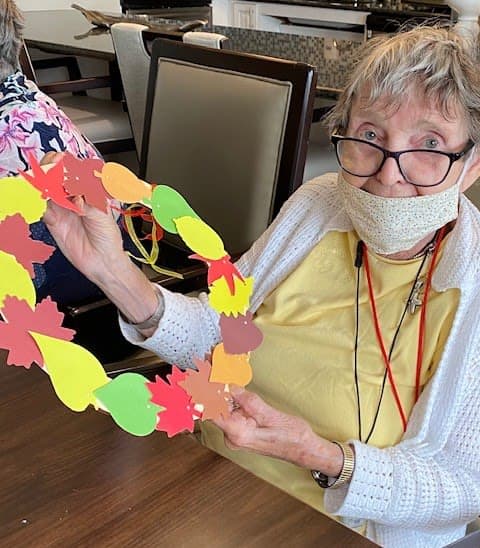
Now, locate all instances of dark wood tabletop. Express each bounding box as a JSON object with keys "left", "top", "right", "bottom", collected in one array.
[
  {"left": 23, "top": 10, "right": 117, "bottom": 61},
  {"left": 23, "top": 9, "right": 185, "bottom": 62},
  {"left": 1, "top": 351, "right": 375, "bottom": 547}
]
